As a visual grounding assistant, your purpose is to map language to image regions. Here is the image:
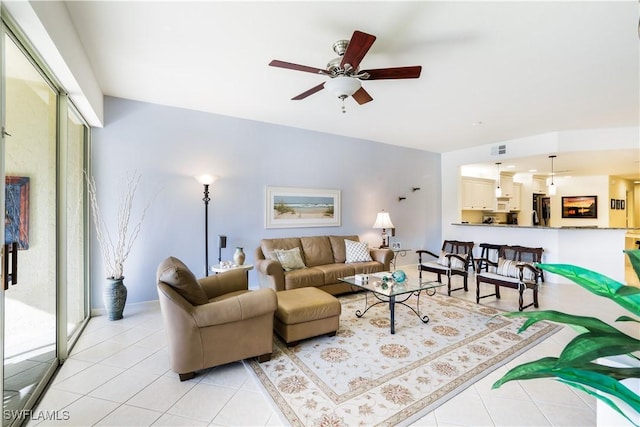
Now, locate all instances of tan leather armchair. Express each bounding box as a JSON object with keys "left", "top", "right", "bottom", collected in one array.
[{"left": 156, "top": 257, "right": 277, "bottom": 381}]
